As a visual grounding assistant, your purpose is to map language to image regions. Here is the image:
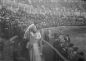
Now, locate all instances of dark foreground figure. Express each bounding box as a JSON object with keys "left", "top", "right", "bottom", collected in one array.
[{"left": 12, "top": 39, "right": 30, "bottom": 61}]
